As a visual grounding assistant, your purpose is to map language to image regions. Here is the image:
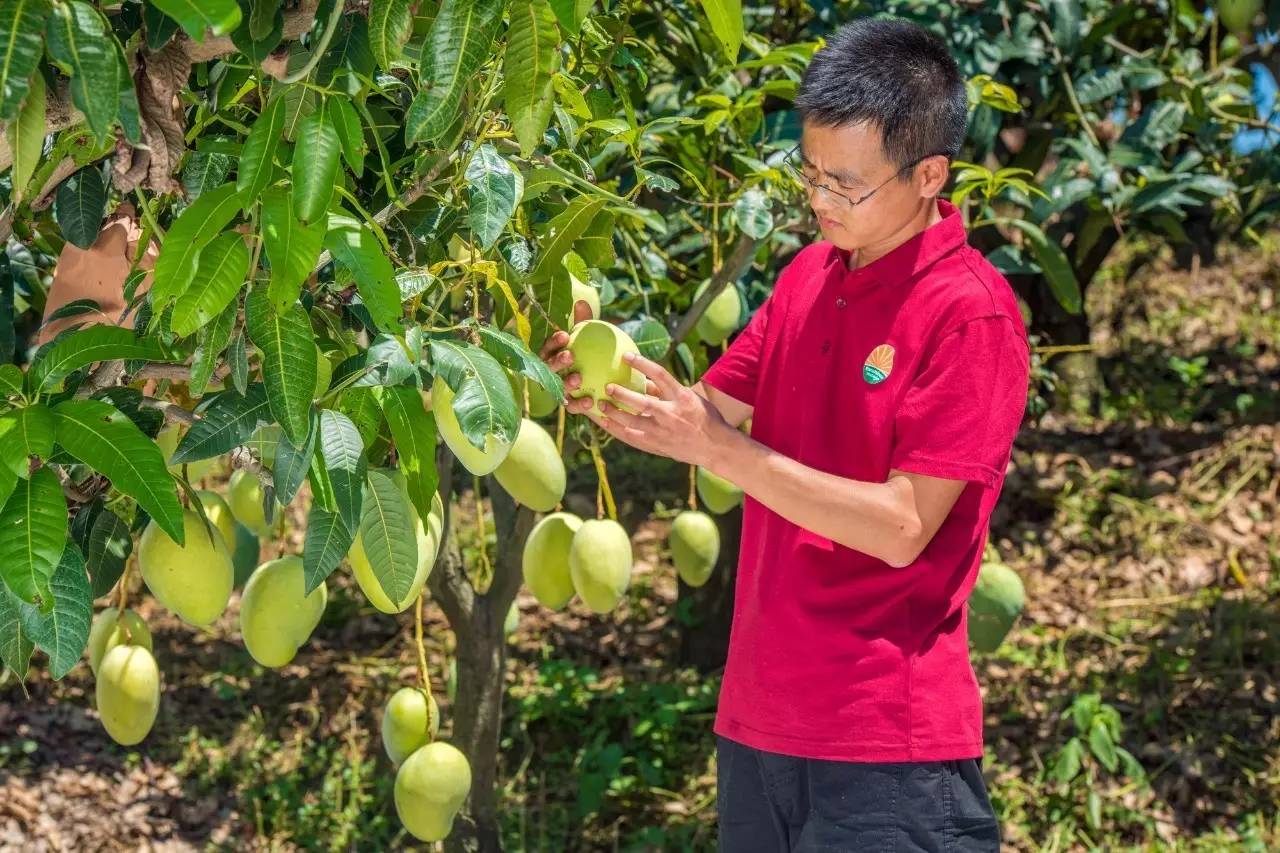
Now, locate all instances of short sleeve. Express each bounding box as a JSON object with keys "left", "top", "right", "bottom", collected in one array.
[
  {"left": 889, "top": 316, "right": 1029, "bottom": 488},
  {"left": 700, "top": 289, "right": 776, "bottom": 408}
]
